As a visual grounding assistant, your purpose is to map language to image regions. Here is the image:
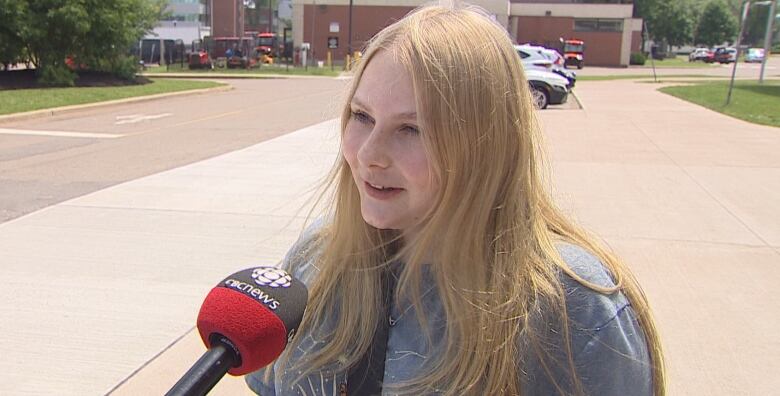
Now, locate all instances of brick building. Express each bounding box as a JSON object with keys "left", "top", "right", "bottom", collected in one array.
[
  {"left": 211, "top": 0, "right": 246, "bottom": 37},
  {"left": 509, "top": 0, "right": 642, "bottom": 67},
  {"left": 290, "top": 0, "right": 642, "bottom": 67}
]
